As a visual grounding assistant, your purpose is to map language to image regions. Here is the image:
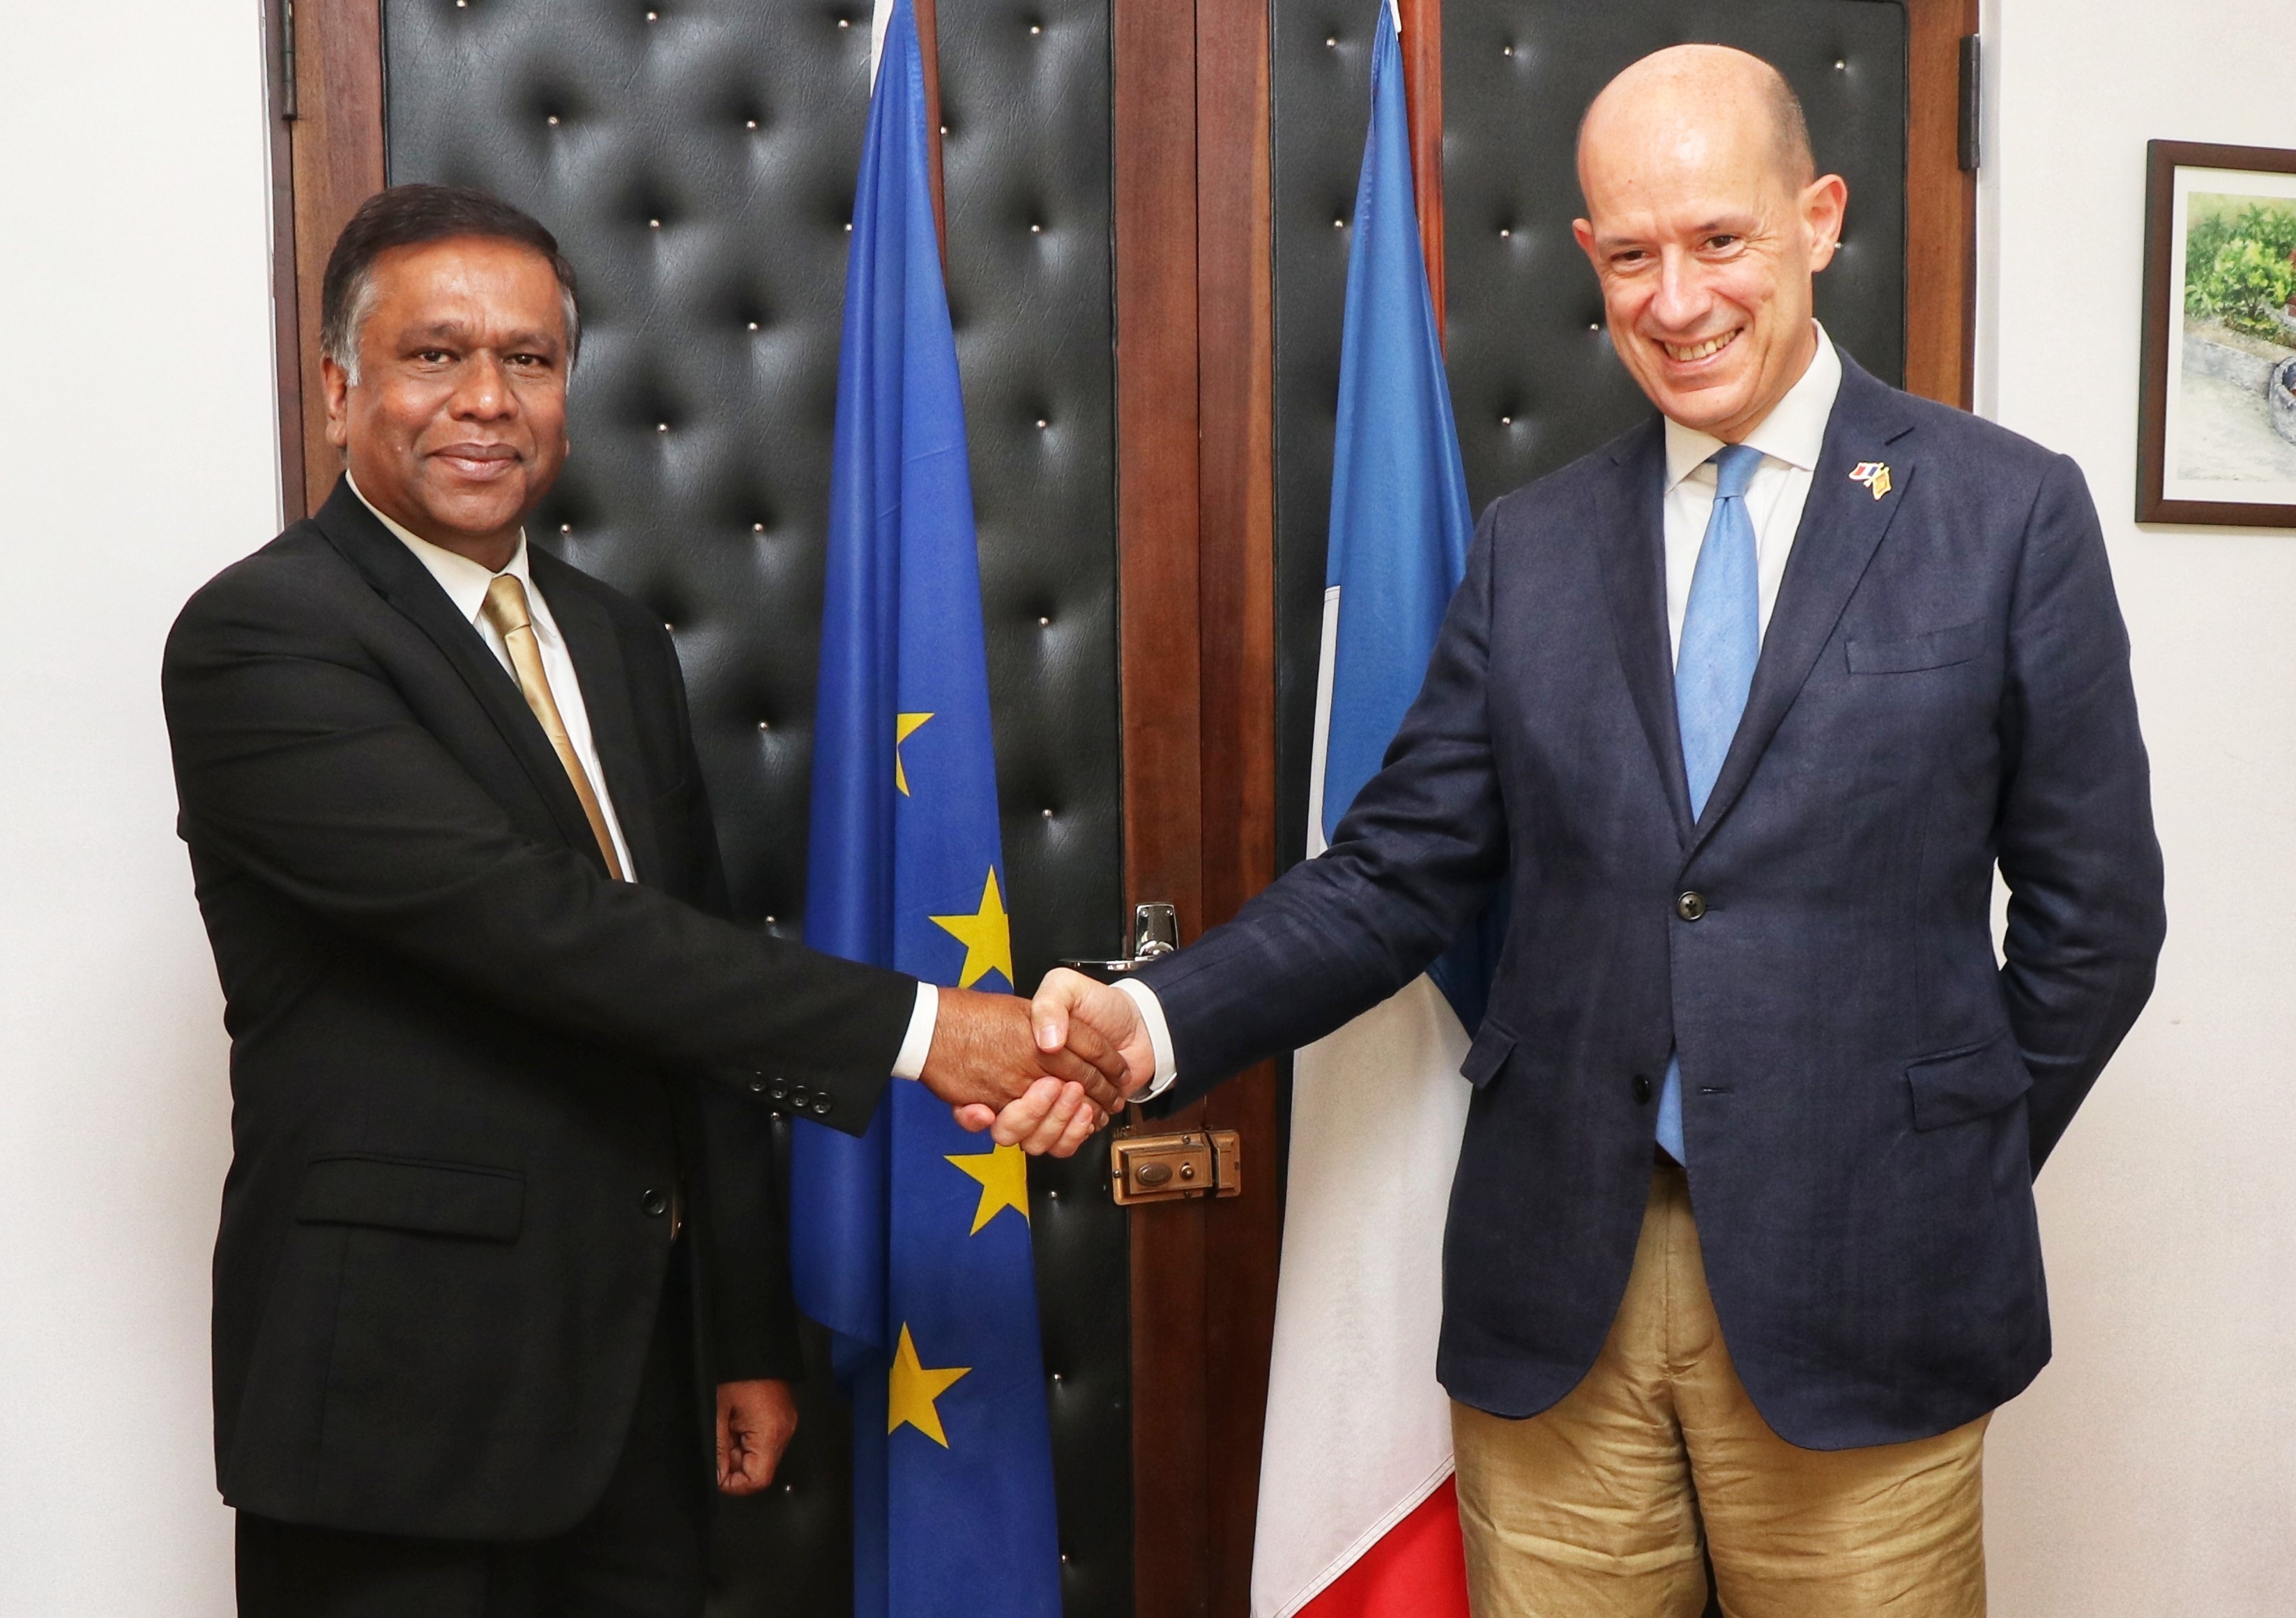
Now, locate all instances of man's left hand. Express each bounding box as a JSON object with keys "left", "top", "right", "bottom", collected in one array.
[{"left": 716, "top": 1378, "right": 799, "bottom": 1495}]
